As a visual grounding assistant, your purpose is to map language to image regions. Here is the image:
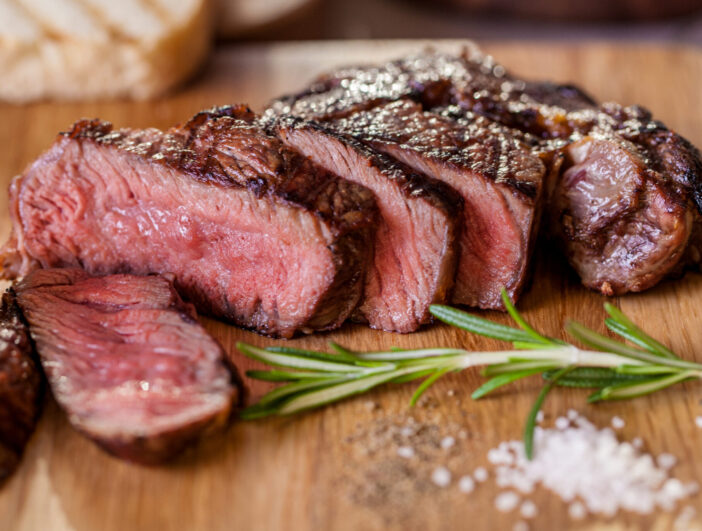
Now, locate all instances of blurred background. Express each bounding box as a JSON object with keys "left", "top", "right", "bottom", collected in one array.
[
  {"left": 226, "top": 0, "right": 702, "bottom": 43},
  {"left": 2, "top": 0, "right": 702, "bottom": 105}
]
